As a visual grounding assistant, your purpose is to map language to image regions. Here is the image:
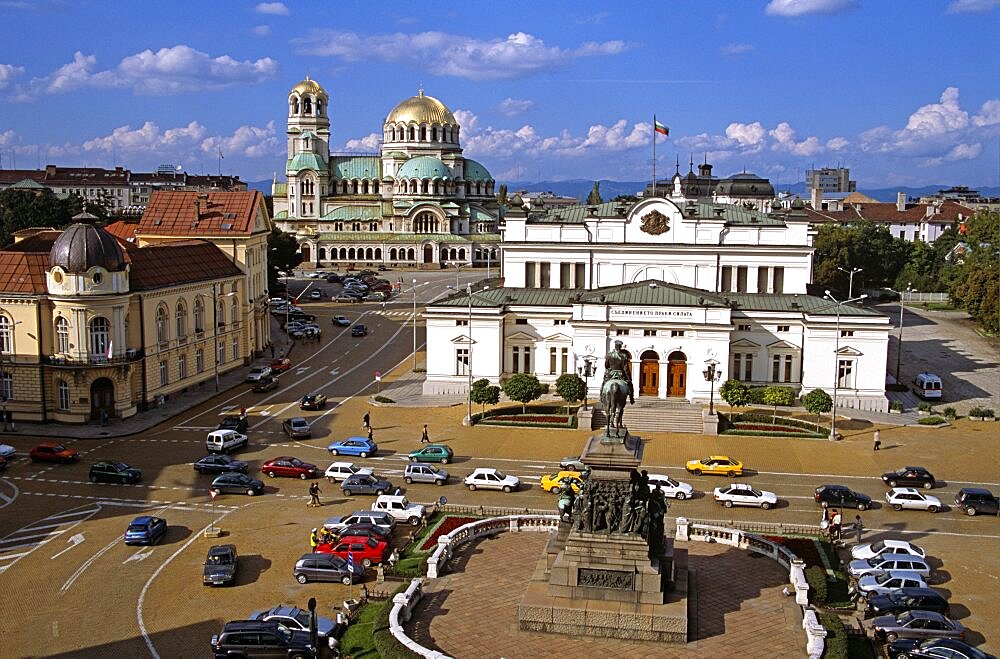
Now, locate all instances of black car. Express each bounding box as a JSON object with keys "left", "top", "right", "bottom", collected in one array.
[
  {"left": 286, "top": 311, "right": 316, "bottom": 323},
  {"left": 217, "top": 415, "right": 248, "bottom": 433},
  {"left": 89, "top": 461, "right": 142, "bottom": 484},
  {"left": 325, "top": 274, "right": 342, "bottom": 283},
  {"left": 203, "top": 544, "right": 238, "bottom": 586},
  {"left": 881, "top": 466, "right": 936, "bottom": 489},
  {"left": 887, "top": 637, "right": 996, "bottom": 659},
  {"left": 334, "top": 522, "right": 391, "bottom": 542},
  {"left": 193, "top": 454, "right": 248, "bottom": 475},
  {"left": 814, "top": 484, "right": 872, "bottom": 510},
  {"left": 210, "top": 472, "right": 265, "bottom": 496},
  {"left": 211, "top": 620, "right": 316, "bottom": 659},
  {"left": 351, "top": 324, "right": 368, "bottom": 337},
  {"left": 299, "top": 393, "right": 328, "bottom": 410},
  {"left": 252, "top": 376, "right": 279, "bottom": 393},
  {"left": 864, "top": 587, "right": 949, "bottom": 618},
  {"left": 955, "top": 487, "right": 999, "bottom": 516}
]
